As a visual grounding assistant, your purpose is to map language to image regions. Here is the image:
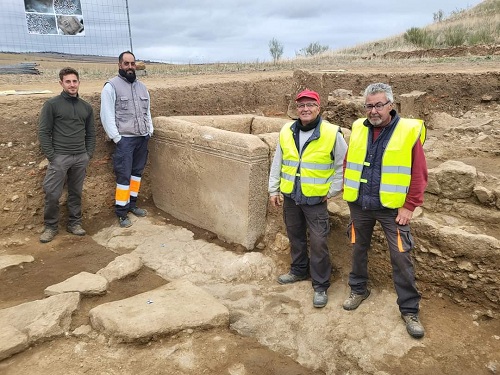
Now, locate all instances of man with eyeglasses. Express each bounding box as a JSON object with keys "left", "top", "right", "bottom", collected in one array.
[
  {"left": 342, "top": 82, "right": 427, "bottom": 338},
  {"left": 268, "top": 89, "right": 347, "bottom": 308}
]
